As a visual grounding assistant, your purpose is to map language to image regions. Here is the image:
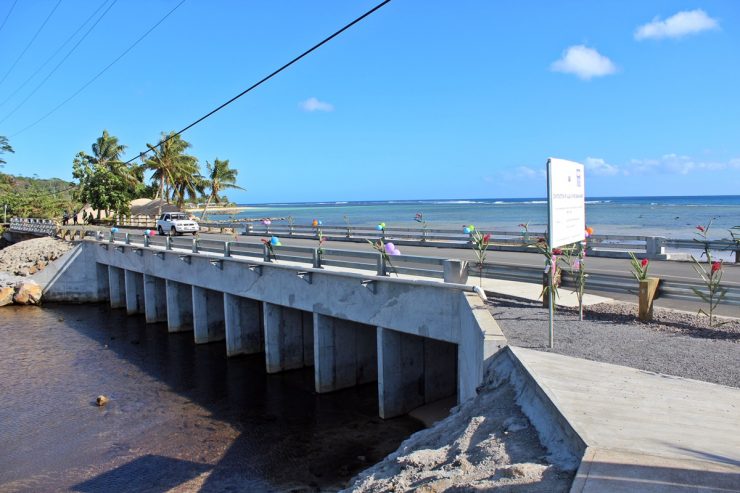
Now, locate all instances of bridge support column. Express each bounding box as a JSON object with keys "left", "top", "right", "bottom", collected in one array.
[
  {"left": 377, "top": 327, "right": 457, "bottom": 419},
  {"left": 314, "top": 314, "right": 377, "bottom": 393},
  {"left": 224, "top": 294, "right": 263, "bottom": 356},
  {"left": 166, "top": 280, "right": 193, "bottom": 332},
  {"left": 263, "top": 302, "right": 313, "bottom": 373},
  {"left": 143, "top": 274, "right": 167, "bottom": 323},
  {"left": 192, "top": 286, "right": 225, "bottom": 344},
  {"left": 96, "top": 263, "right": 110, "bottom": 301},
  {"left": 124, "top": 270, "right": 145, "bottom": 315},
  {"left": 108, "top": 266, "right": 125, "bottom": 309}
]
